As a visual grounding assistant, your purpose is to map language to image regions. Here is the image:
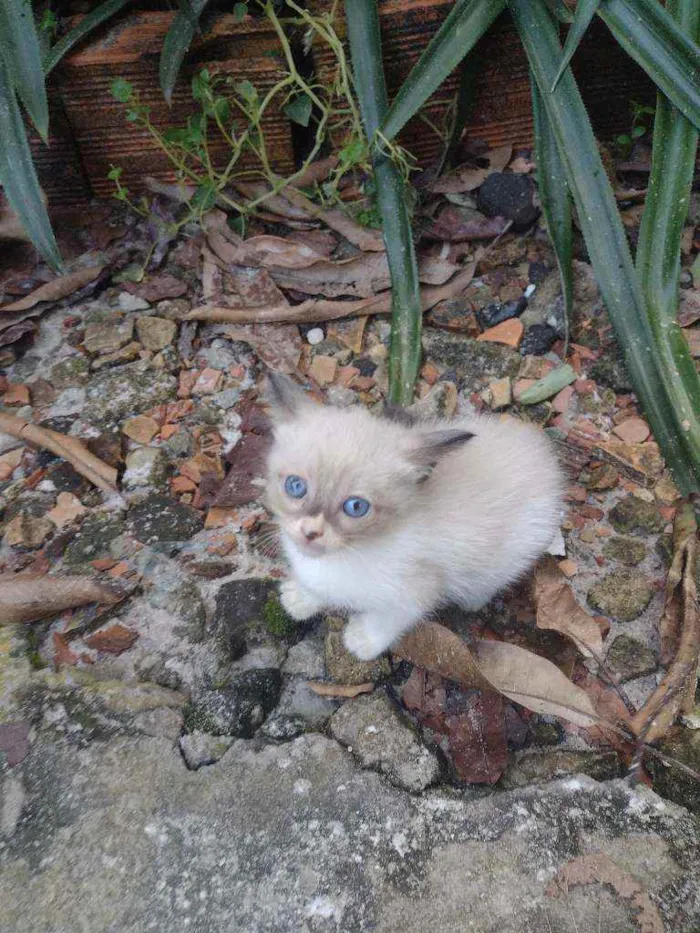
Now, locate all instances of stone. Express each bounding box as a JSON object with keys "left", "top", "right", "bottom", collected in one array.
[
  {"left": 126, "top": 493, "right": 203, "bottom": 548},
  {"left": 310, "top": 354, "right": 338, "bottom": 386},
  {"left": 589, "top": 357, "right": 634, "bottom": 392},
  {"left": 122, "top": 414, "right": 160, "bottom": 444},
  {"left": 117, "top": 291, "right": 150, "bottom": 312},
  {"left": 426, "top": 298, "right": 479, "bottom": 334},
  {"left": 135, "top": 551, "right": 207, "bottom": 643},
  {"left": 587, "top": 568, "right": 655, "bottom": 621},
  {"left": 586, "top": 463, "right": 619, "bottom": 491},
  {"left": 130, "top": 707, "right": 184, "bottom": 742},
  {"left": 1, "top": 384, "right": 29, "bottom": 406},
  {"left": 212, "top": 578, "right": 277, "bottom": 660},
  {"left": 46, "top": 492, "right": 87, "bottom": 528},
  {"left": 179, "top": 732, "right": 234, "bottom": 770},
  {"left": 331, "top": 692, "right": 440, "bottom": 793},
  {"left": 1, "top": 736, "right": 700, "bottom": 932},
  {"left": 519, "top": 323, "right": 557, "bottom": 355},
  {"left": 272, "top": 678, "right": 337, "bottom": 731},
  {"left": 90, "top": 341, "right": 142, "bottom": 370},
  {"left": 64, "top": 511, "right": 125, "bottom": 566},
  {"left": 655, "top": 473, "right": 680, "bottom": 505},
  {"left": 421, "top": 331, "right": 520, "bottom": 387},
  {"left": 648, "top": 728, "right": 700, "bottom": 814},
  {"left": 135, "top": 316, "right": 177, "bottom": 351},
  {"left": 476, "top": 172, "right": 539, "bottom": 229},
  {"left": 602, "top": 536, "right": 647, "bottom": 566},
  {"left": 476, "top": 318, "right": 523, "bottom": 348},
  {"left": 3, "top": 514, "right": 53, "bottom": 549},
  {"left": 500, "top": 749, "right": 620, "bottom": 789},
  {"left": 83, "top": 364, "right": 176, "bottom": 429},
  {"left": 557, "top": 558, "right": 578, "bottom": 577},
  {"left": 551, "top": 385, "right": 574, "bottom": 413},
  {"left": 519, "top": 271, "right": 566, "bottom": 337},
  {"left": 123, "top": 447, "right": 168, "bottom": 489},
  {"left": 83, "top": 319, "right": 134, "bottom": 355},
  {"left": 324, "top": 626, "right": 390, "bottom": 684},
  {"left": 184, "top": 669, "right": 282, "bottom": 737},
  {"left": 476, "top": 298, "right": 526, "bottom": 330},
  {"left": 49, "top": 355, "right": 90, "bottom": 390},
  {"left": 486, "top": 377, "right": 512, "bottom": 410},
  {"left": 608, "top": 496, "right": 665, "bottom": 534},
  {"left": 612, "top": 417, "right": 651, "bottom": 444},
  {"left": 306, "top": 327, "right": 324, "bottom": 345},
  {"left": 282, "top": 635, "right": 325, "bottom": 679},
  {"left": 0, "top": 721, "right": 31, "bottom": 768},
  {"left": 606, "top": 634, "right": 658, "bottom": 682},
  {"left": 192, "top": 368, "right": 222, "bottom": 395}
]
